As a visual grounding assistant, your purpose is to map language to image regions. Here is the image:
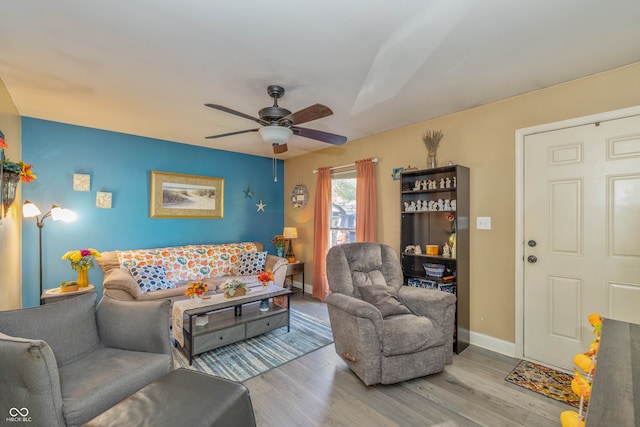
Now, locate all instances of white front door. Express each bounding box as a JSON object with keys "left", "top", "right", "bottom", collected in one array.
[{"left": 523, "top": 114, "right": 640, "bottom": 369}]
